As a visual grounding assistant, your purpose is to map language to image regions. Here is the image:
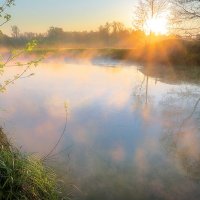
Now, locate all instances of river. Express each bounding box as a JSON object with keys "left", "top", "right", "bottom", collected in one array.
[{"left": 1, "top": 58, "right": 200, "bottom": 200}]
